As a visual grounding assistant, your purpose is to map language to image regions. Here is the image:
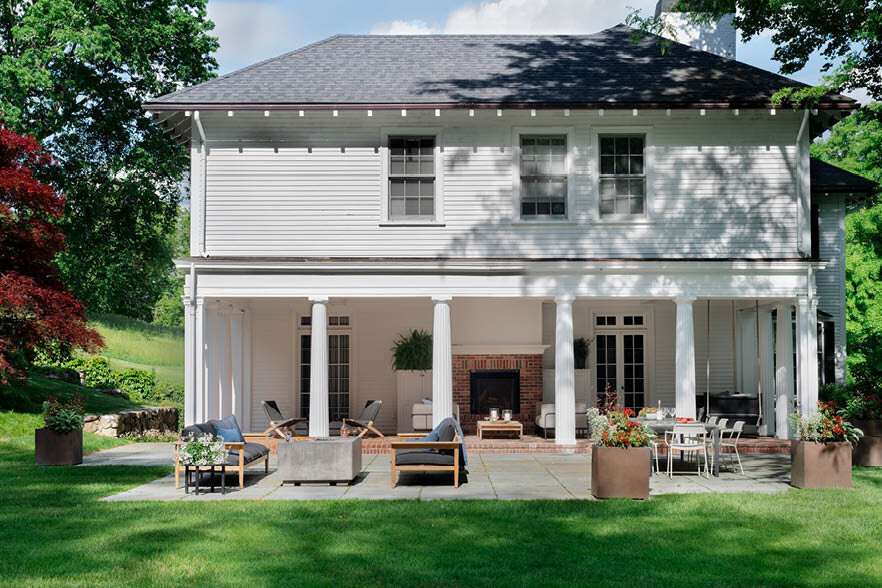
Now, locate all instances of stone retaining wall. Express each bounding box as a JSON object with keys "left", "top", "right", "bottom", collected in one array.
[{"left": 84, "top": 407, "right": 178, "bottom": 437}]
